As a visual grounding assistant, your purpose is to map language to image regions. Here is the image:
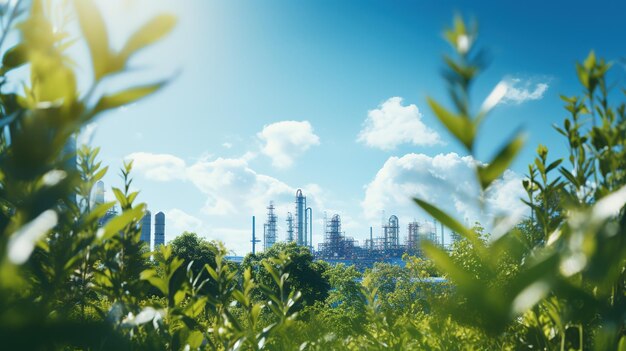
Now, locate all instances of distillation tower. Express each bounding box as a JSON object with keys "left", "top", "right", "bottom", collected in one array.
[
  {"left": 295, "top": 189, "right": 313, "bottom": 249},
  {"left": 318, "top": 213, "right": 355, "bottom": 258},
  {"left": 264, "top": 201, "right": 277, "bottom": 250},
  {"left": 381, "top": 215, "right": 400, "bottom": 250}
]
